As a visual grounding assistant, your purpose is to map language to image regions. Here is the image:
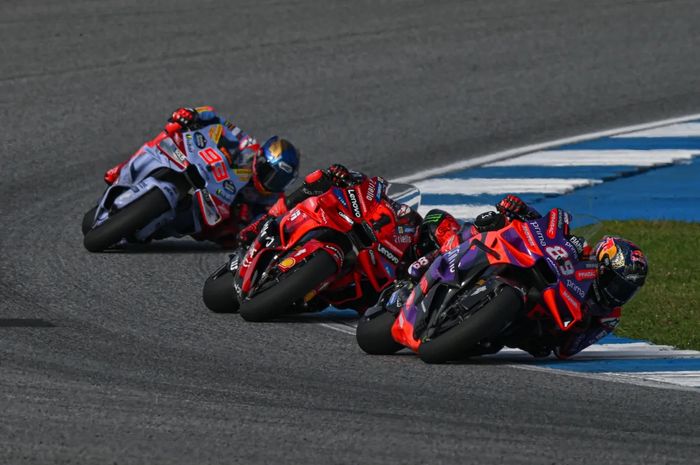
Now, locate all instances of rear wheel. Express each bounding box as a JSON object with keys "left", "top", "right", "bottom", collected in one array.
[
  {"left": 83, "top": 189, "right": 171, "bottom": 252},
  {"left": 356, "top": 311, "right": 403, "bottom": 355},
  {"left": 239, "top": 251, "right": 338, "bottom": 322},
  {"left": 418, "top": 286, "right": 522, "bottom": 364},
  {"left": 203, "top": 268, "right": 239, "bottom": 313}
]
